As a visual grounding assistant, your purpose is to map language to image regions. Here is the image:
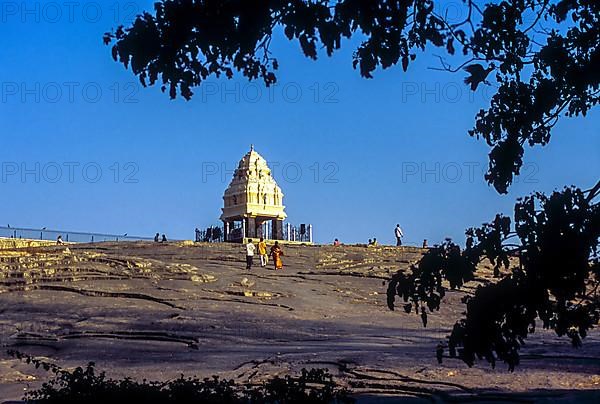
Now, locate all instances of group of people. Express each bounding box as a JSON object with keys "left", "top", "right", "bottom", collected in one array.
[
  {"left": 332, "top": 224, "right": 406, "bottom": 247},
  {"left": 368, "top": 224, "right": 405, "bottom": 247},
  {"left": 154, "top": 233, "right": 168, "bottom": 243},
  {"left": 245, "top": 237, "right": 284, "bottom": 270}
]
